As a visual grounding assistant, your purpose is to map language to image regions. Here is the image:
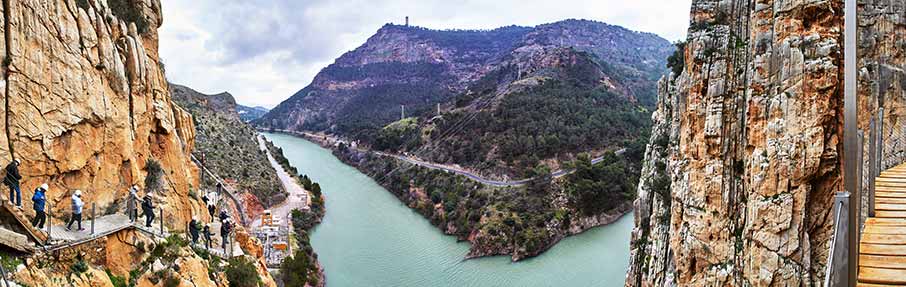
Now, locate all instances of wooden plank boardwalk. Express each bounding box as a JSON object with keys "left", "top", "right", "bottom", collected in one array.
[{"left": 859, "top": 163, "right": 906, "bottom": 285}]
